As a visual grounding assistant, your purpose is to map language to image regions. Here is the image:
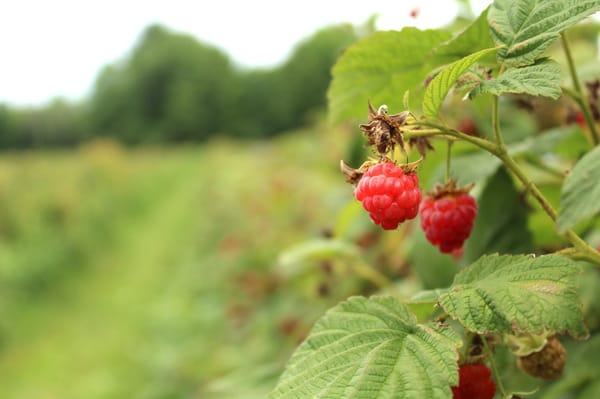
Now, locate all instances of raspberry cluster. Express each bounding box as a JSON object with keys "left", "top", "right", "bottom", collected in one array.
[
  {"left": 420, "top": 192, "right": 478, "bottom": 253},
  {"left": 452, "top": 363, "right": 497, "bottom": 399},
  {"left": 354, "top": 162, "right": 421, "bottom": 230}
]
